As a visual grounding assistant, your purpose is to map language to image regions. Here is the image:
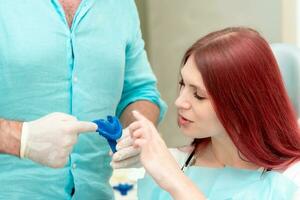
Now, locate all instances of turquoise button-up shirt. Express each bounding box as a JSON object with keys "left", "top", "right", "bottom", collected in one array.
[{"left": 0, "top": 0, "right": 167, "bottom": 199}]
